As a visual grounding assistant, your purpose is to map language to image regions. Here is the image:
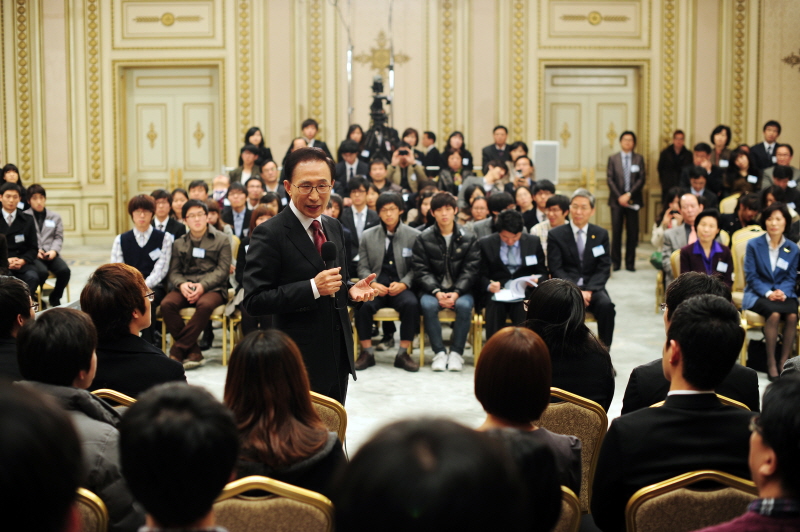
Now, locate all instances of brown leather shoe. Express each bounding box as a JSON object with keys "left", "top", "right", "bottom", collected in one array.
[
  {"left": 355, "top": 351, "right": 375, "bottom": 370},
  {"left": 394, "top": 352, "right": 419, "bottom": 372}
]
